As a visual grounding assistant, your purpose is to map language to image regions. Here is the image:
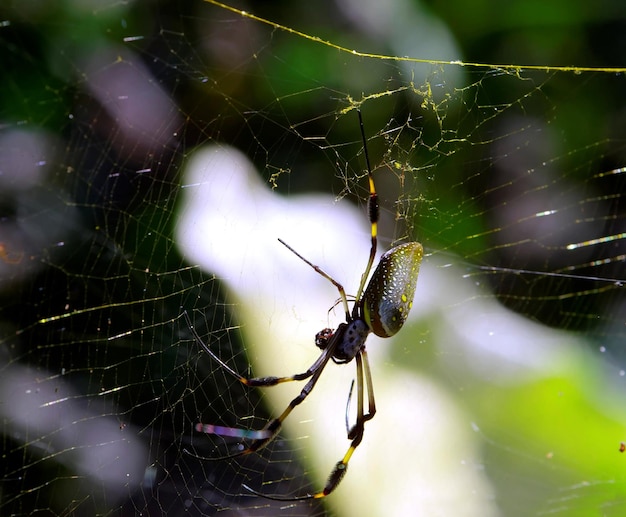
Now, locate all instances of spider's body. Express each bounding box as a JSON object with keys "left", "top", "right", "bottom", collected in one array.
[
  {"left": 363, "top": 242, "right": 423, "bottom": 338},
  {"left": 318, "top": 241, "right": 423, "bottom": 364},
  {"left": 185, "top": 111, "right": 423, "bottom": 500}
]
